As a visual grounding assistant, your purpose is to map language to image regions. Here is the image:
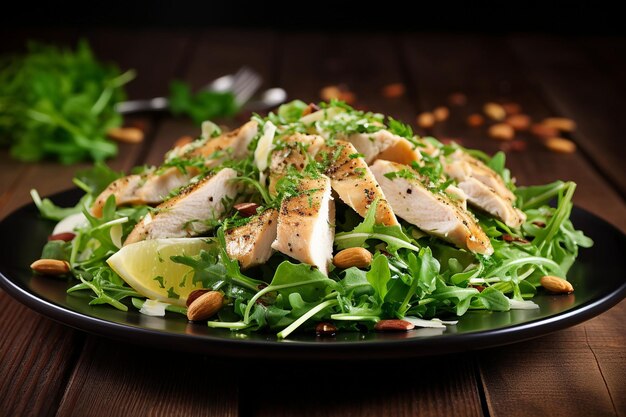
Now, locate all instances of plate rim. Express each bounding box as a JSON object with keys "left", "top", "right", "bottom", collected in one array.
[{"left": 1, "top": 188, "right": 625, "bottom": 359}]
